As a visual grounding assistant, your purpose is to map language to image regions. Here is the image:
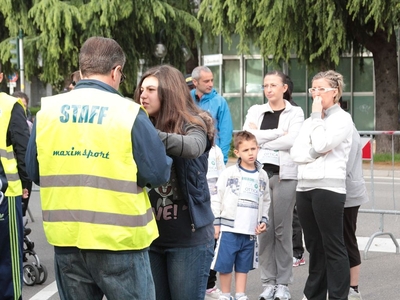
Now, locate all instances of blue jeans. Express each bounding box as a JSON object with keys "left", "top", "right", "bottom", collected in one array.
[
  {"left": 54, "top": 248, "right": 155, "bottom": 300},
  {"left": 150, "top": 239, "right": 214, "bottom": 300}
]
